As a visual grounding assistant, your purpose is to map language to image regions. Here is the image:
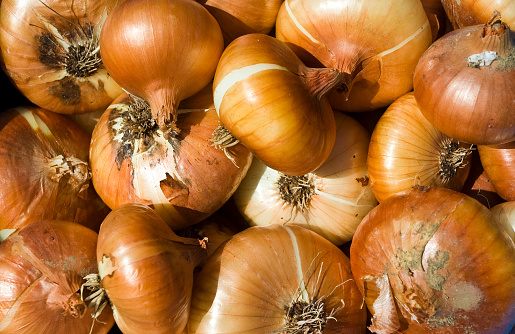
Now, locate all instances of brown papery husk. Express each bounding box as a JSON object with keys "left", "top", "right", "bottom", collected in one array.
[
  {"left": 188, "top": 224, "right": 367, "bottom": 333},
  {"left": 413, "top": 13, "right": 515, "bottom": 145},
  {"left": 350, "top": 186, "right": 515, "bottom": 333},
  {"left": 96, "top": 203, "right": 208, "bottom": 334},
  {"left": 0, "top": 220, "right": 114, "bottom": 334}
]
